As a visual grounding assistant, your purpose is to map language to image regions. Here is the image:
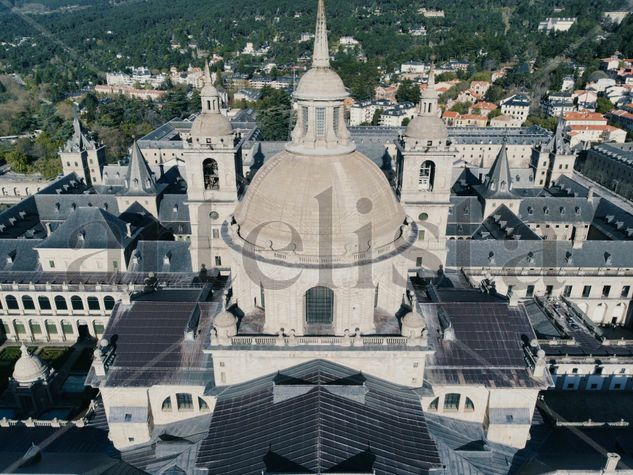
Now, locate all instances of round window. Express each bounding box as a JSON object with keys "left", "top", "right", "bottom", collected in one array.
[
  {"left": 209, "top": 211, "right": 220, "bottom": 220},
  {"left": 418, "top": 212, "right": 429, "bottom": 221}
]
